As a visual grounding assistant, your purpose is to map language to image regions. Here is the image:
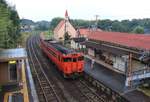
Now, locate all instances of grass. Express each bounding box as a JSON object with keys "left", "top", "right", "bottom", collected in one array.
[
  {"left": 138, "top": 85, "right": 150, "bottom": 96},
  {"left": 42, "top": 30, "right": 53, "bottom": 39},
  {"left": 17, "top": 30, "right": 53, "bottom": 47},
  {"left": 17, "top": 32, "right": 32, "bottom": 47}
]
